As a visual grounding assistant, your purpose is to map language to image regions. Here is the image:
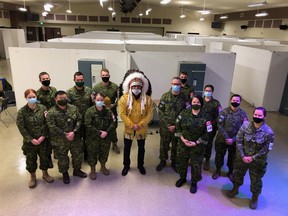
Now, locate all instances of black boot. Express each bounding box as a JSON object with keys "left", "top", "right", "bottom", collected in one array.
[
  {"left": 249, "top": 193, "right": 259, "bottom": 210},
  {"left": 175, "top": 178, "right": 186, "bottom": 187},
  {"left": 73, "top": 169, "right": 87, "bottom": 178},
  {"left": 62, "top": 172, "right": 70, "bottom": 184},
  {"left": 227, "top": 185, "right": 240, "bottom": 198},
  {"left": 156, "top": 160, "right": 166, "bottom": 171},
  {"left": 121, "top": 167, "right": 130, "bottom": 176},
  {"left": 138, "top": 166, "right": 146, "bottom": 175},
  {"left": 190, "top": 182, "right": 198, "bottom": 194},
  {"left": 212, "top": 168, "right": 221, "bottom": 180}
]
